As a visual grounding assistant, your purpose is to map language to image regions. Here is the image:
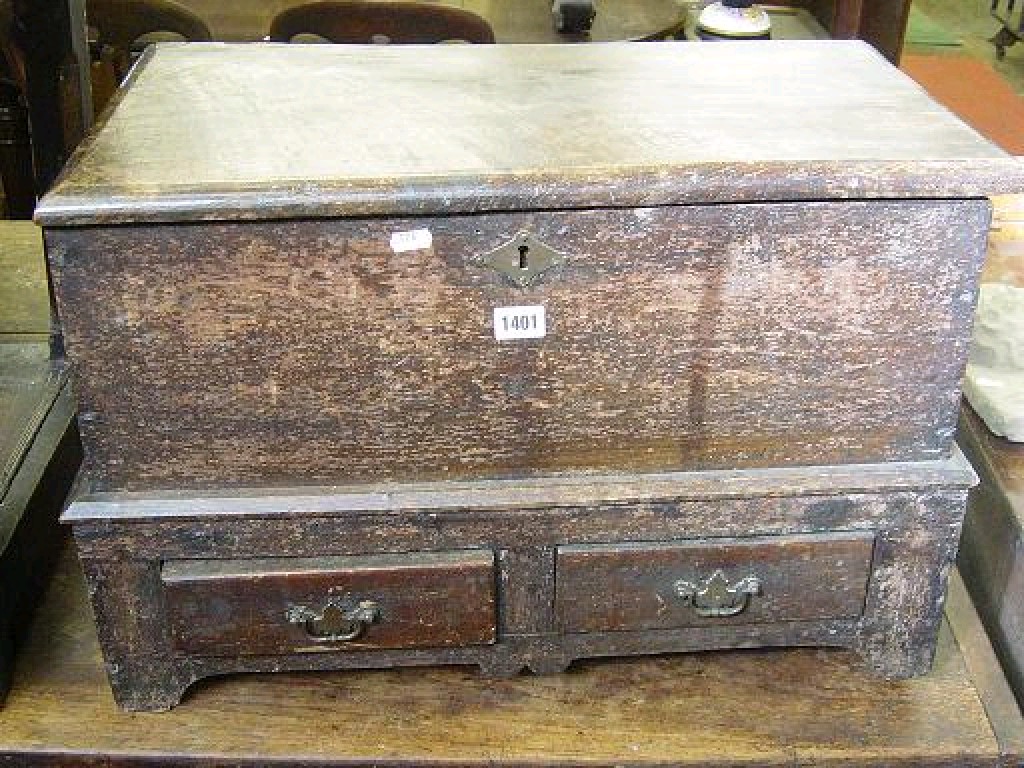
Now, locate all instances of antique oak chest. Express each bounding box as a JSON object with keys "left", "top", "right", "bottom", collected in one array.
[{"left": 36, "top": 41, "right": 1023, "bottom": 710}]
